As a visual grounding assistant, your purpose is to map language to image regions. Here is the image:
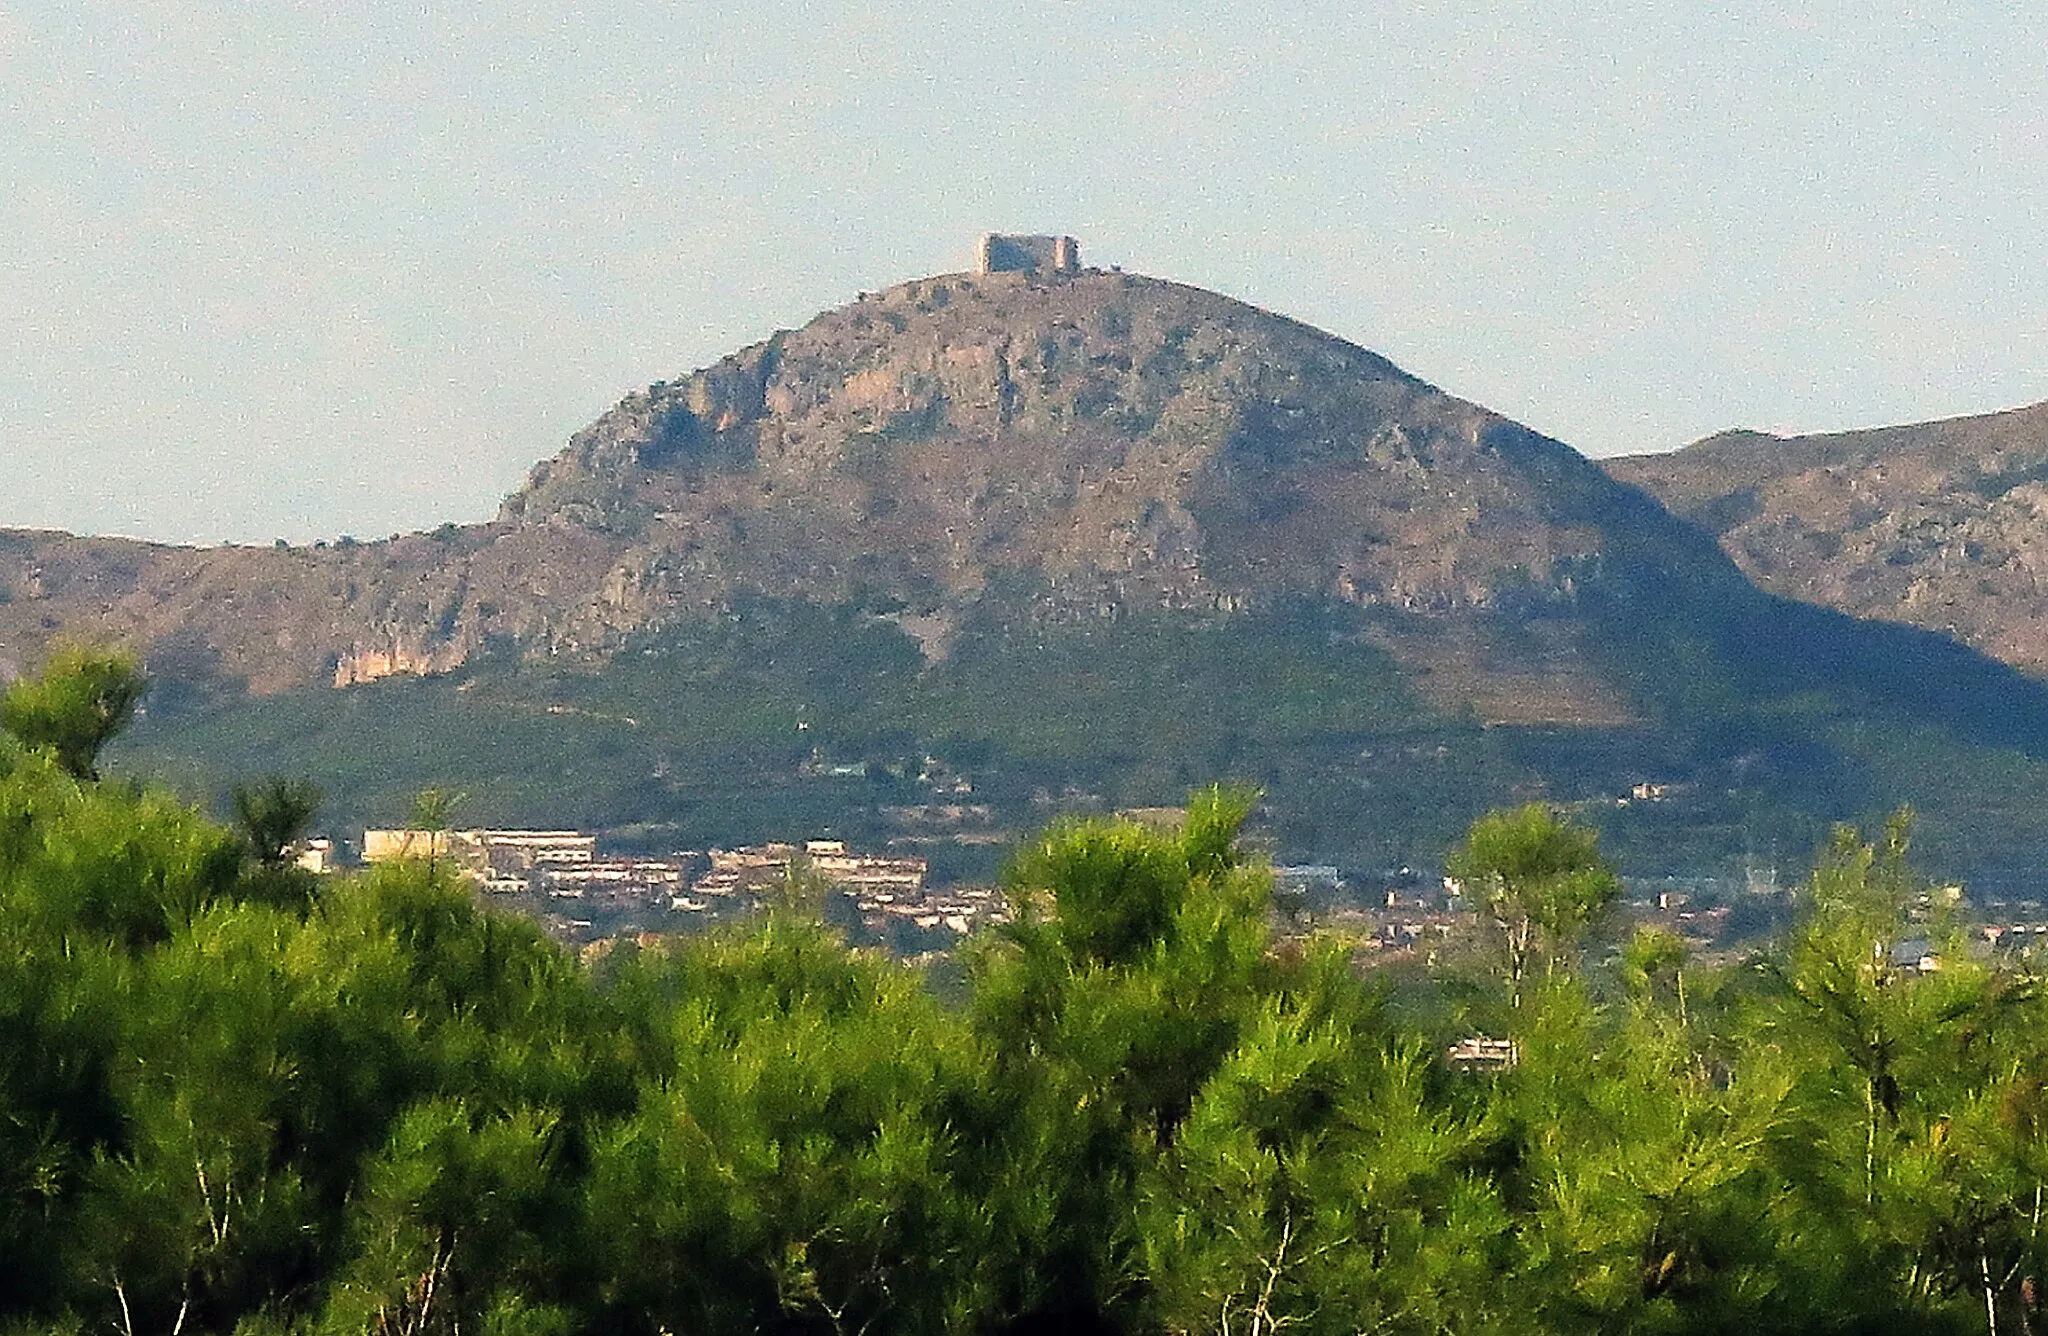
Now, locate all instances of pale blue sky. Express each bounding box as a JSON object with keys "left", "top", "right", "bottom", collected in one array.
[{"left": 4, "top": 0, "right": 2045, "bottom": 545}]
